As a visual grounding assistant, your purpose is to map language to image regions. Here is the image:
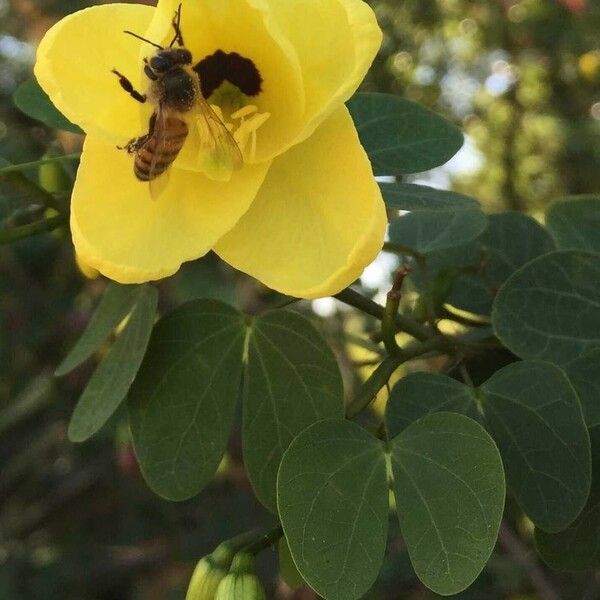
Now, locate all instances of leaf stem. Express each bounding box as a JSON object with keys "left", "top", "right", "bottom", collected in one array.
[
  {"left": 346, "top": 336, "right": 447, "bottom": 418},
  {"left": 0, "top": 153, "right": 80, "bottom": 175},
  {"left": 416, "top": 255, "right": 437, "bottom": 331},
  {"left": 334, "top": 287, "right": 431, "bottom": 342},
  {"left": 0, "top": 214, "right": 65, "bottom": 244},
  {"left": 242, "top": 524, "right": 284, "bottom": 555}
]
